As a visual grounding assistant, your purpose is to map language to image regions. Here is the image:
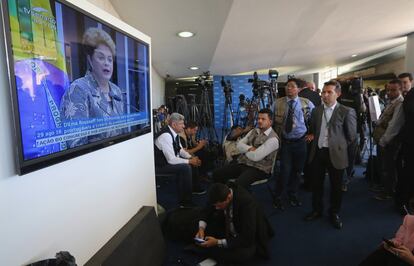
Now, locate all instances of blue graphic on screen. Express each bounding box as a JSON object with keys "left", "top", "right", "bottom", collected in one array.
[{"left": 213, "top": 74, "right": 268, "bottom": 129}]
